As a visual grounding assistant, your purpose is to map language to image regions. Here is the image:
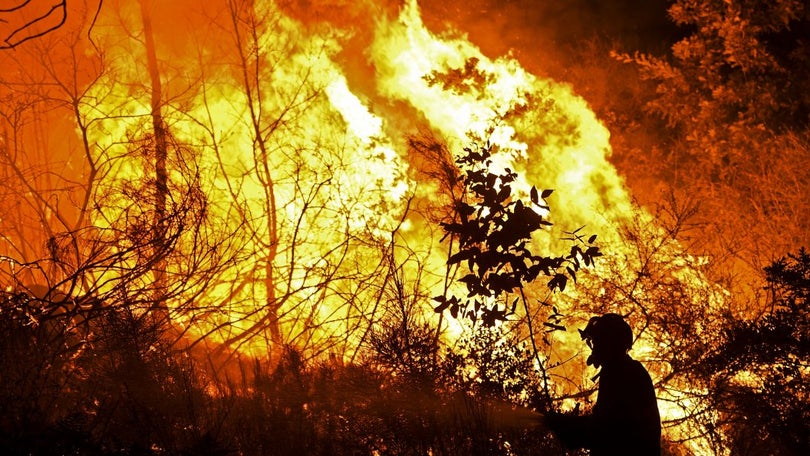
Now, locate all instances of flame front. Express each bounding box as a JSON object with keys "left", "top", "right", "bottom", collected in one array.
[{"left": 0, "top": 0, "right": 726, "bottom": 451}]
